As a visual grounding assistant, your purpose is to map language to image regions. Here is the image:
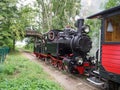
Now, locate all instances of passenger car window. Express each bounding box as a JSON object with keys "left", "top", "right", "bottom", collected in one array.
[{"left": 105, "top": 14, "right": 120, "bottom": 42}]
